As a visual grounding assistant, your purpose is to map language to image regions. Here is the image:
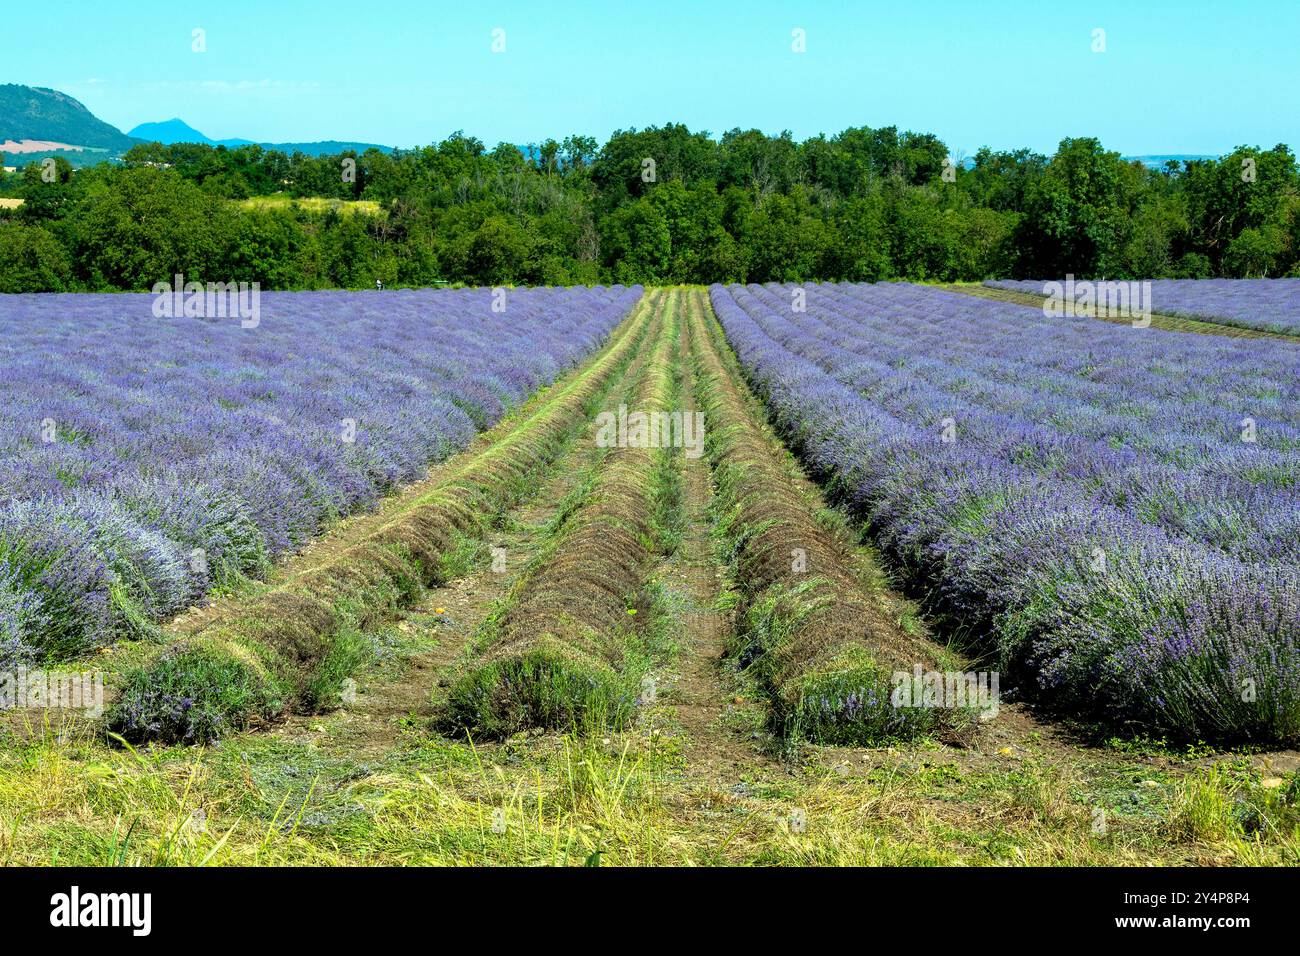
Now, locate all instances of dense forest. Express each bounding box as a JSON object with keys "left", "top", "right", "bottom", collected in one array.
[{"left": 1, "top": 123, "right": 1298, "bottom": 292}]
